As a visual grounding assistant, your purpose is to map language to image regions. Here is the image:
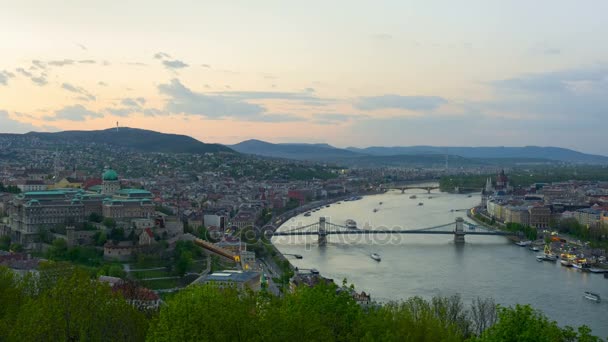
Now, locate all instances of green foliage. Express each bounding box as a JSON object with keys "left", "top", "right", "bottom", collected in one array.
[
  {"left": 0, "top": 183, "right": 21, "bottom": 194},
  {"left": 473, "top": 304, "right": 598, "bottom": 342},
  {"left": 8, "top": 267, "right": 148, "bottom": 341},
  {"left": 89, "top": 212, "right": 104, "bottom": 223},
  {"left": 9, "top": 243, "right": 23, "bottom": 252},
  {"left": 0, "top": 236, "right": 11, "bottom": 251},
  {"left": 0, "top": 265, "right": 603, "bottom": 341},
  {"left": 505, "top": 223, "right": 538, "bottom": 240},
  {"left": 110, "top": 227, "right": 125, "bottom": 241},
  {"left": 46, "top": 239, "right": 104, "bottom": 267},
  {"left": 103, "top": 217, "right": 117, "bottom": 228}
]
